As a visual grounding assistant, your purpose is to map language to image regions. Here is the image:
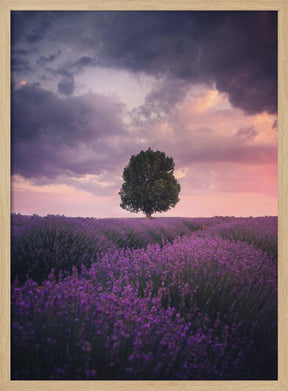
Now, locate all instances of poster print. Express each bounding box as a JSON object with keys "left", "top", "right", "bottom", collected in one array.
[{"left": 9, "top": 9, "right": 278, "bottom": 383}]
